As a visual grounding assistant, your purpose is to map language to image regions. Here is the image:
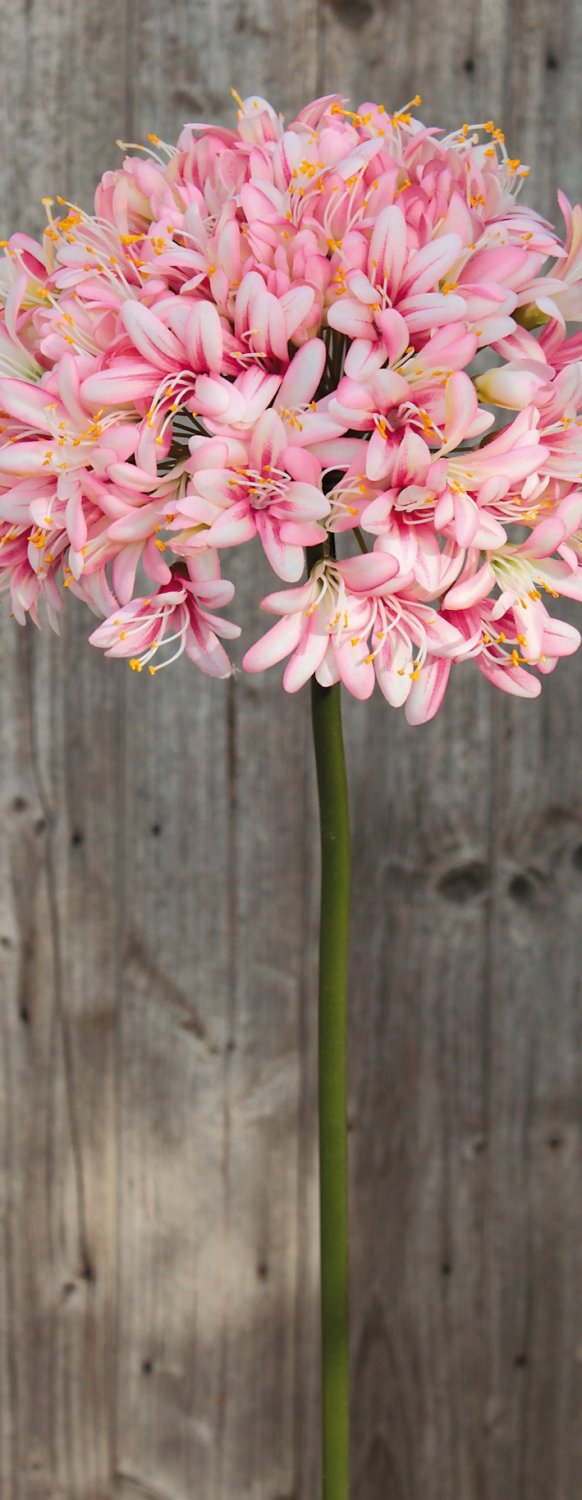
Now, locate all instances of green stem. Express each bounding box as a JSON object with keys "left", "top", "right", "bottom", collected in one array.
[{"left": 311, "top": 670, "right": 351, "bottom": 1500}]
